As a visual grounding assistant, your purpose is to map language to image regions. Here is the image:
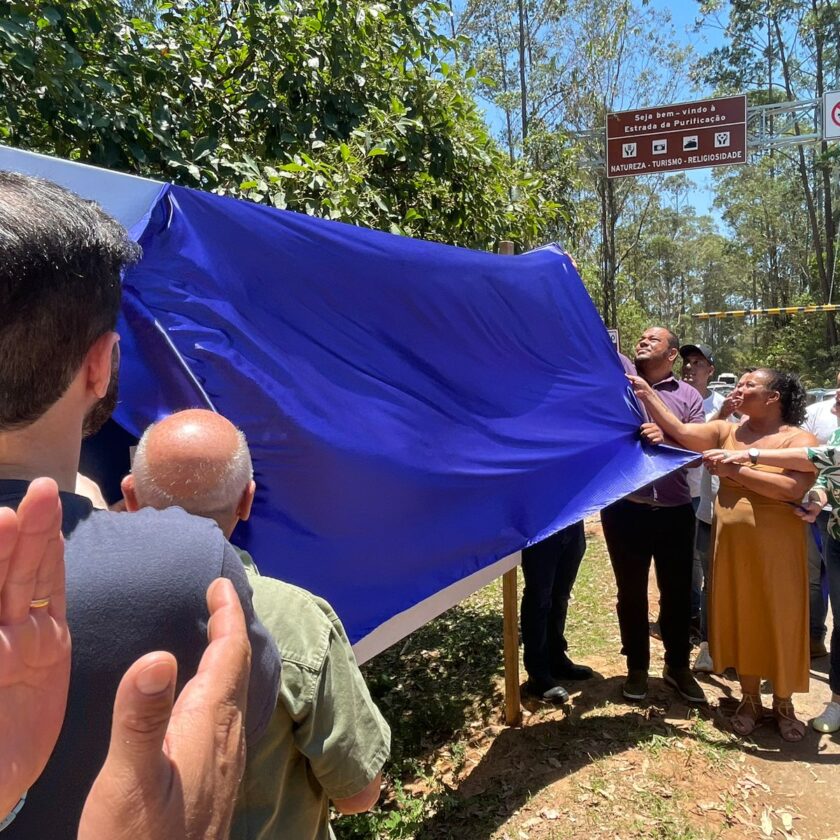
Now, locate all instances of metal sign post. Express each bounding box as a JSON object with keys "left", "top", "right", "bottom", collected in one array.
[{"left": 605, "top": 95, "right": 748, "bottom": 178}]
